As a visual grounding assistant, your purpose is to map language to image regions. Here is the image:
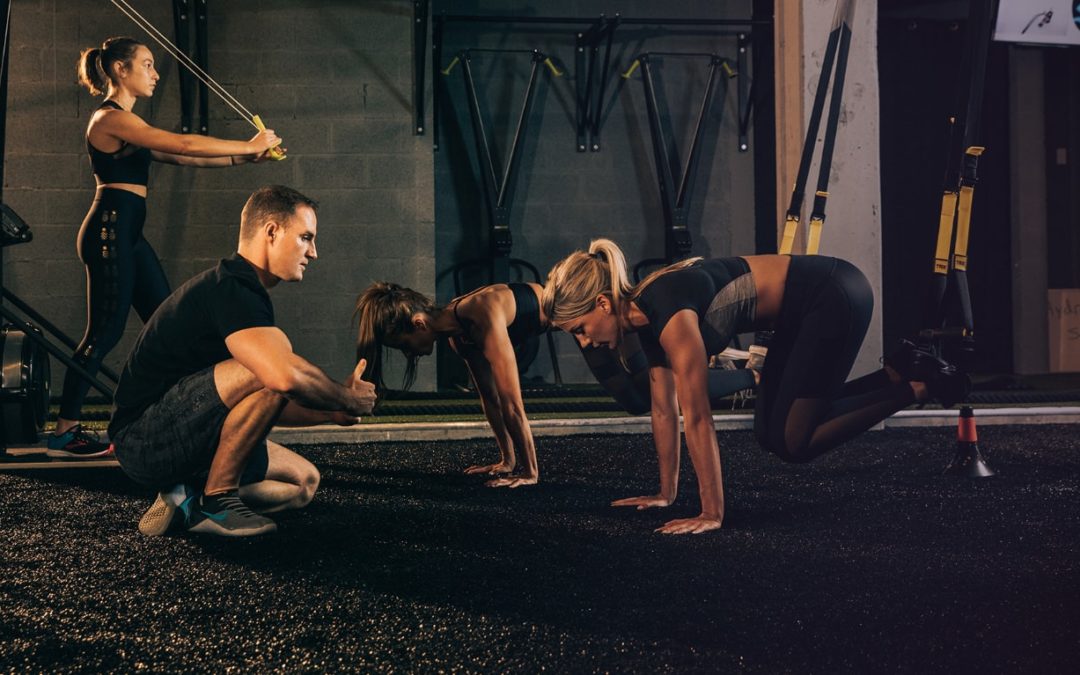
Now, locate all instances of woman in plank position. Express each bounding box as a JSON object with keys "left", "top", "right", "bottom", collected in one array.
[
  {"left": 542, "top": 239, "right": 968, "bottom": 534},
  {"left": 355, "top": 282, "right": 548, "bottom": 488}
]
